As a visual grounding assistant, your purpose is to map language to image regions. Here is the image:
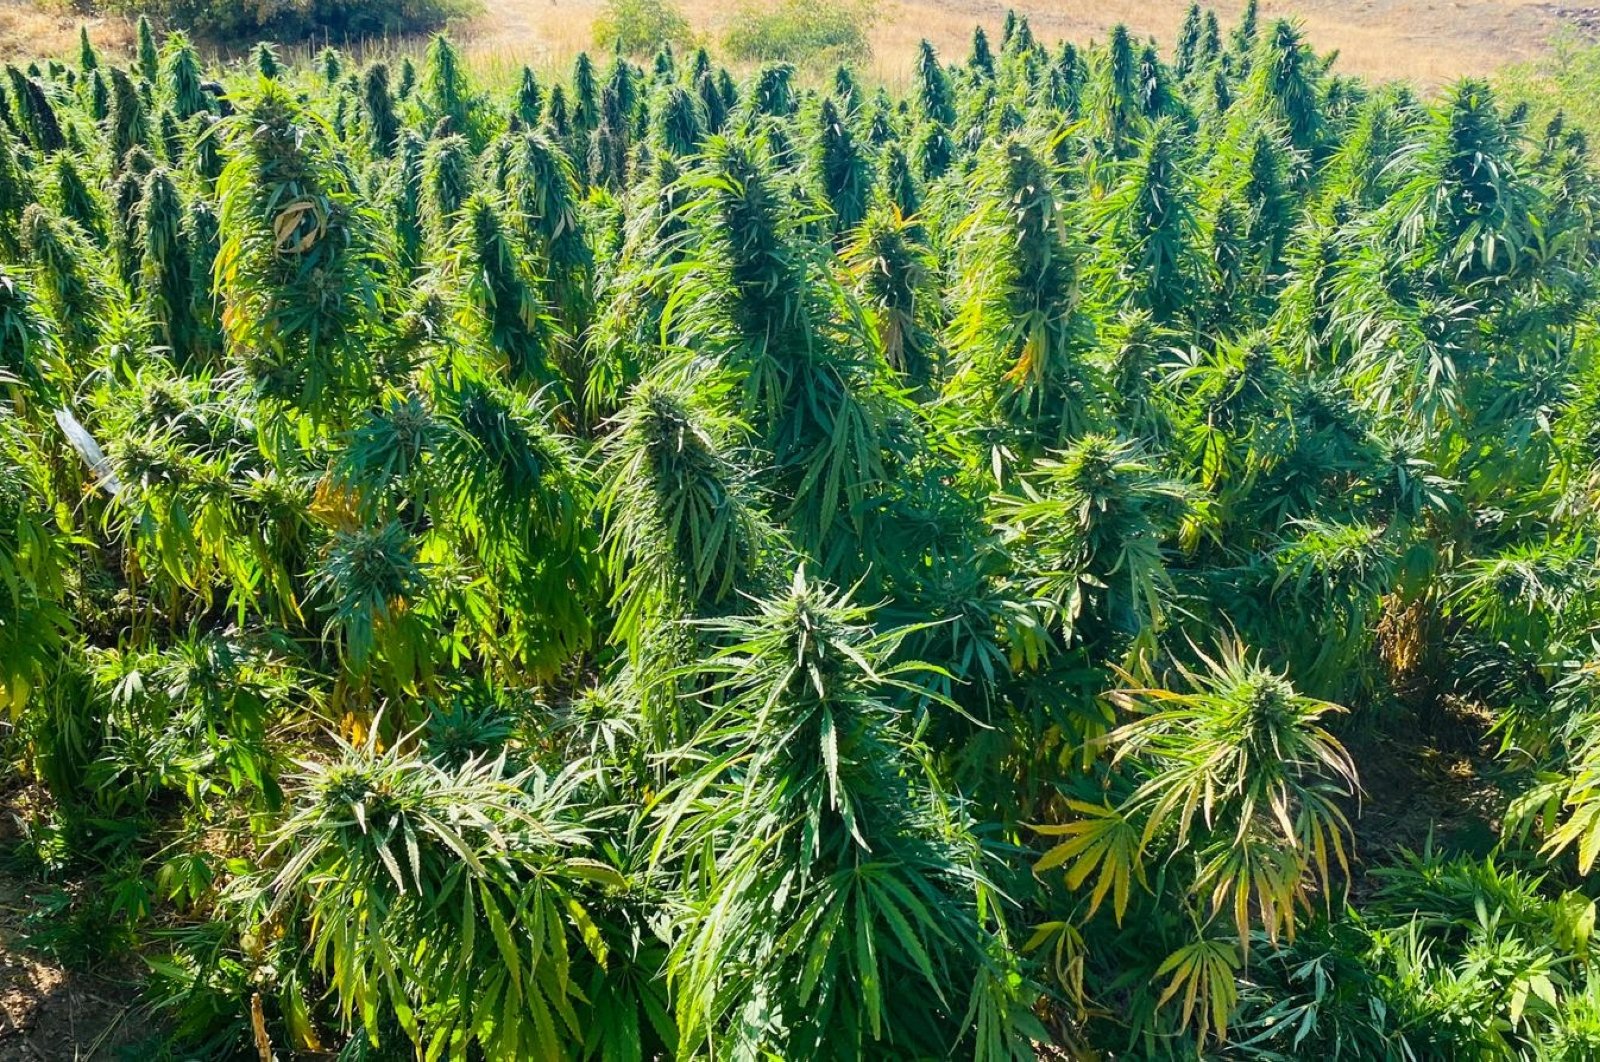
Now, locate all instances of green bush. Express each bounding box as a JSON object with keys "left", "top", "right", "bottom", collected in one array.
[
  {"left": 105, "top": 0, "right": 480, "bottom": 43},
  {"left": 592, "top": 0, "right": 691, "bottom": 56},
  {"left": 1499, "top": 27, "right": 1600, "bottom": 141},
  {"left": 722, "top": 0, "right": 875, "bottom": 64}
]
